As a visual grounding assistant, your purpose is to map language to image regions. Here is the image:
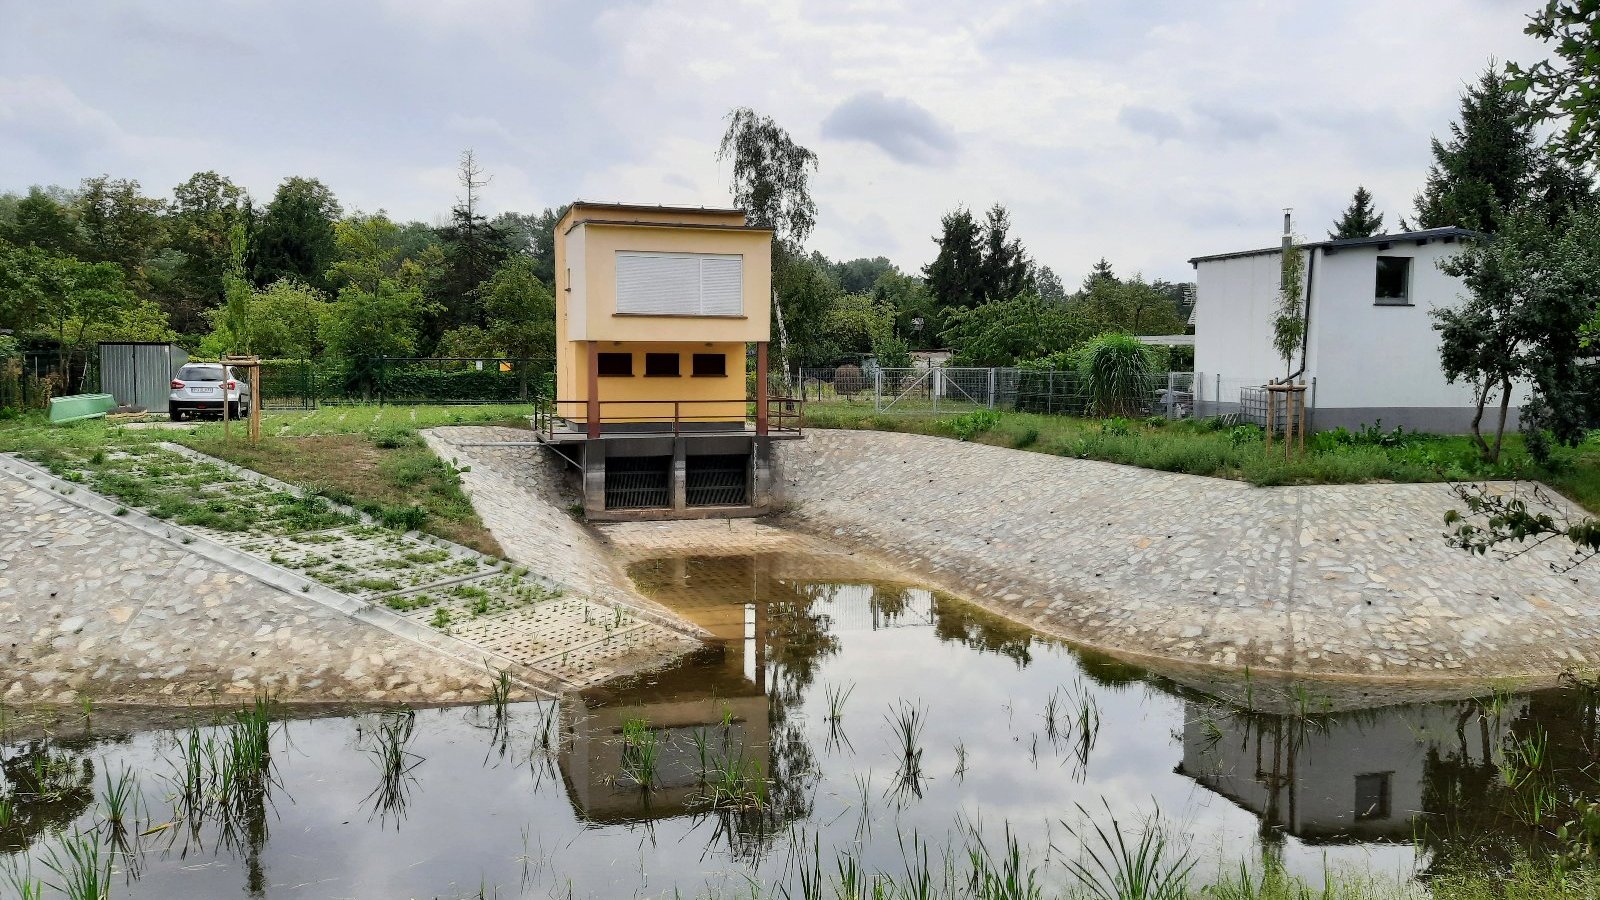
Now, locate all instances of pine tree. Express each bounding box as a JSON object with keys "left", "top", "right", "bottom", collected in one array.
[
  {"left": 1329, "top": 186, "right": 1385, "bottom": 239},
  {"left": 975, "top": 204, "right": 1032, "bottom": 303},
  {"left": 923, "top": 208, "right": 984, "bottom": 311},
  {"left": 1082, "top": 257, "right": 1116, "bottom": 291},
  {"left": 1410, "top": 64, "right": 1536, "bottom": 234},
  {"left": 434, "top": 150, "right": 511, "bottom": 331}
]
